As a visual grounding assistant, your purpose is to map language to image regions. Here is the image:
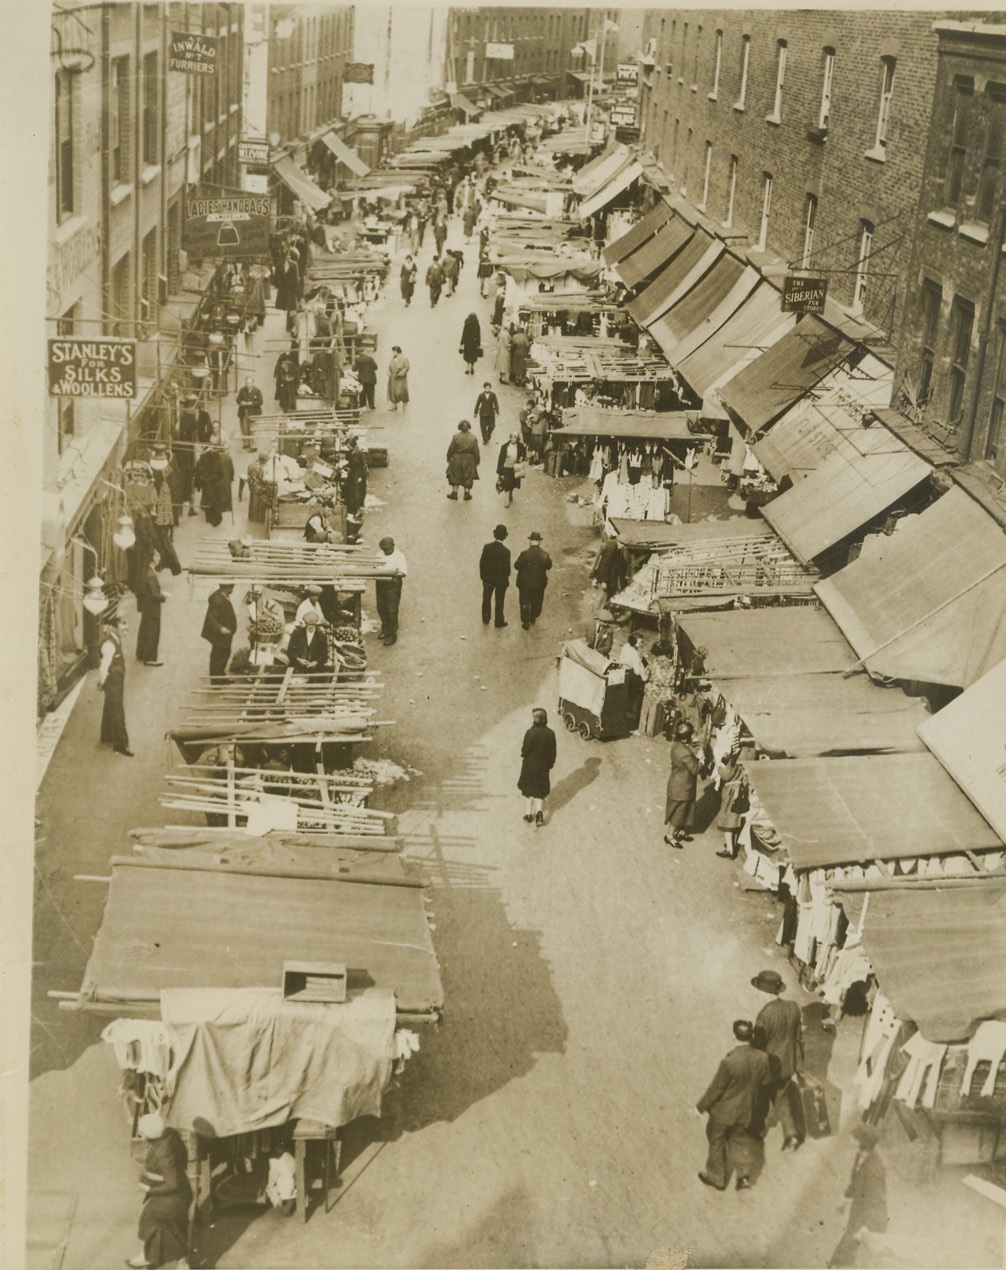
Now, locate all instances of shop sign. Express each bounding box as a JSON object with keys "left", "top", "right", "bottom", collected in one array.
[
  {"left": 238, "top": 138, "right": 270, "bottom": 166},
  {"left": 782, "top": 275, "right": 828, "bottom": 314},
  {"left": 590, "top": 121, "right": 607, "bottom": 144},
  {"left": 485, "top": 42, "right": 515, "bottom": 61},
  {"left": 610, "top": 104, "right": 638, "bottom": 127},
  {"left": 169, "top": 31, "right": 219, "bottom": 75},
  {"left": 344, "top": 62, "right": 375, "bottom": 84},
  {"left": 183, "top": 192, "right": 271, "bottom": 258},
  {"left": 617, "top": 63, "right": 639, "bottom": 84},
  {"left": 615, "top": 126, "right": 641, "bottom": 144},
  {"left": 48, "top": 338, "right": 136, "bottom": 398}
]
